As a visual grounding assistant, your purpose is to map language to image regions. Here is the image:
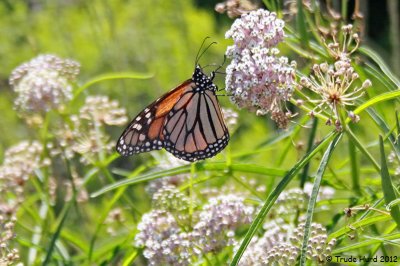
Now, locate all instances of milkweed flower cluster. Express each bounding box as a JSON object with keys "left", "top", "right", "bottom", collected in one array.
[
  {"left": 215, "top": 0, "right": 260, "bottom": 18},
  {"left": 105, "top": 208, "right": 125, "bottom": 236},
  {"left": 262, "top": 222, "right": 336, "bottom": 265},
  {"left": 225, "top": 9, "right": 297, "bottom": 128},
  {"left": 300, "top": 24, "right": 372, "bottom": 129},
  {"left": 192, "top": 194, "right": 254, "bottom": 253},
  {"left": 0, "top": 141, "right": 46, "bottom": 195},
  {"left": 271, "top": 184, "right": 335, "bottom": 217},
  {"left": 152, "top": 185, "right": 191, "bottom": 222},
  {"left": 9, "top": 54, "right": 80, "bottom": 114},
  {"left": 0, "top": 141, "right": 45, "bottom": 265},
  {"left": 50, "top": 95, "right": 127, "bottom": 164},
  {"left": 79, "top": 95, "right": 128, "bottom": 126},
  {"left": 135, "top": 210, "right": 193, "bottom": 266},
  {"left": 0, "top": 215, "right": 19, "bottom": 265},
  {"left": 239, "top": 185, "right": 336, "bottom": 265},
  {"left": 63, "top": 171, "right": 89, "bottom": 203},
  {"left": 0, "top": 141, "right": 47, "bottom": 216},
  {"left": 239, "top": 217, "right": 335, "bottom": 265},
  {"left": 135, "top": 191, "right": 254, "bottom": 265}
]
